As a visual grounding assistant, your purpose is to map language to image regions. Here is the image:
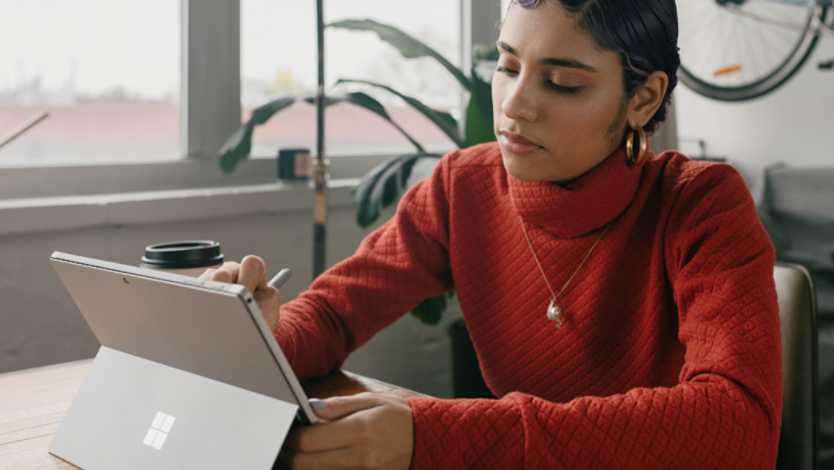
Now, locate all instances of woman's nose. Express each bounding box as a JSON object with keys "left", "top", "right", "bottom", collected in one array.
[{"left": 501, "top": 77, "right": 538, "bottom": 122}]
